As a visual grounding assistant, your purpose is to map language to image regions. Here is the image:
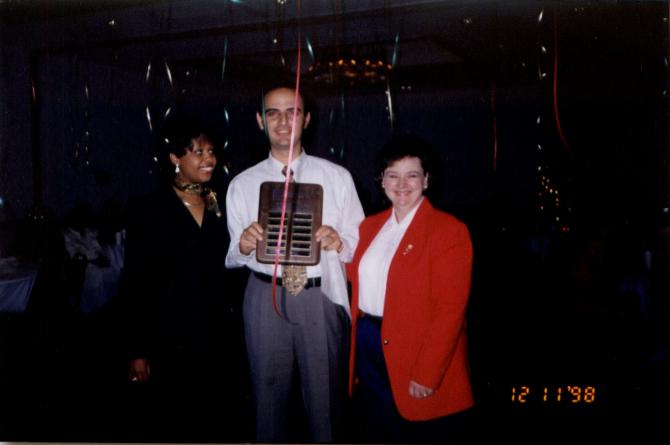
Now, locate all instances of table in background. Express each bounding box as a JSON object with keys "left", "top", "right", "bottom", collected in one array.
[{"left": 0, "top": 265, "right": 37, "bottom": 313}]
